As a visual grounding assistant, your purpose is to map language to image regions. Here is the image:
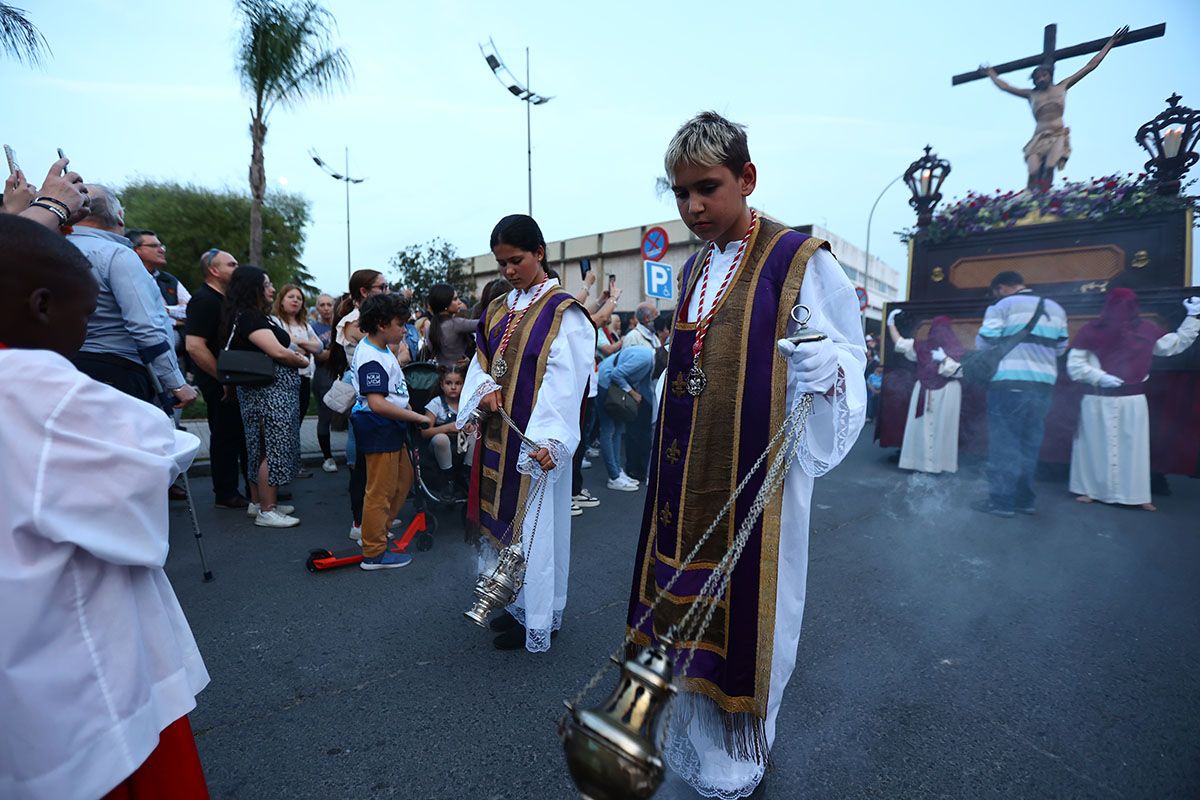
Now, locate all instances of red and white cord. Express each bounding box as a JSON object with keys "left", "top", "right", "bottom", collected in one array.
[{"left": 691, "top": 209, "right": 758, "bottom": 361}]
